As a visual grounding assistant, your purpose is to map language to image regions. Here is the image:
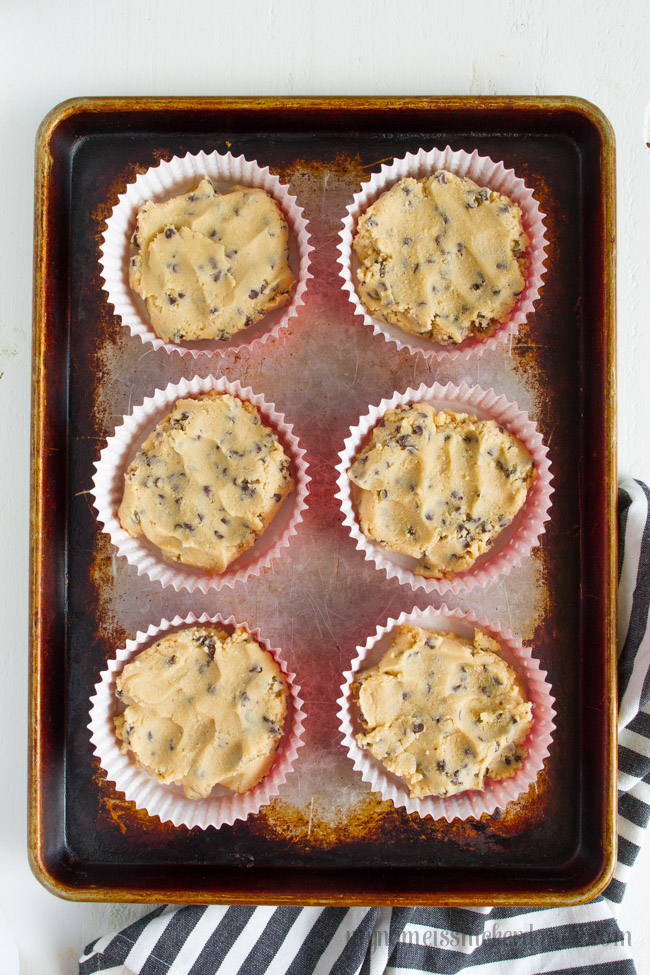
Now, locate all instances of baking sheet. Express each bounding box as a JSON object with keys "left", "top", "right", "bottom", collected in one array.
[{"left": 30, "top": 97, "right": 616, "bottom": 904}]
